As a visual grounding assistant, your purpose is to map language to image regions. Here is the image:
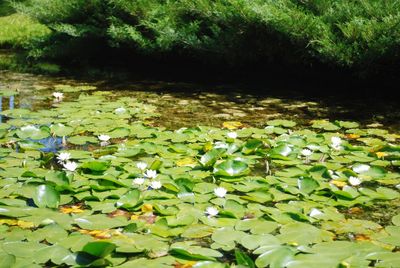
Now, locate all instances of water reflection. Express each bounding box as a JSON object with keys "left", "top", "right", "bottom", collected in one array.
[
  {"left": 0, "top": 70, "right": 399, "bottom": 132},
  {"left": 0, "top": 94, "right": 15, "bottom": 123},
  {"left": 0, "top": 94, "right": 64, "bottom": 152}
]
